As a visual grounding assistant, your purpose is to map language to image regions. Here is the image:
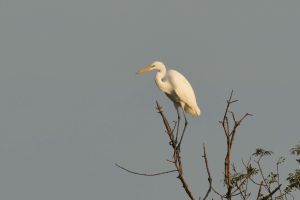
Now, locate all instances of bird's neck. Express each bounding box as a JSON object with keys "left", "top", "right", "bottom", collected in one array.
[{"left": 154, "top": 67, "right": 171, "bottom": 94}]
